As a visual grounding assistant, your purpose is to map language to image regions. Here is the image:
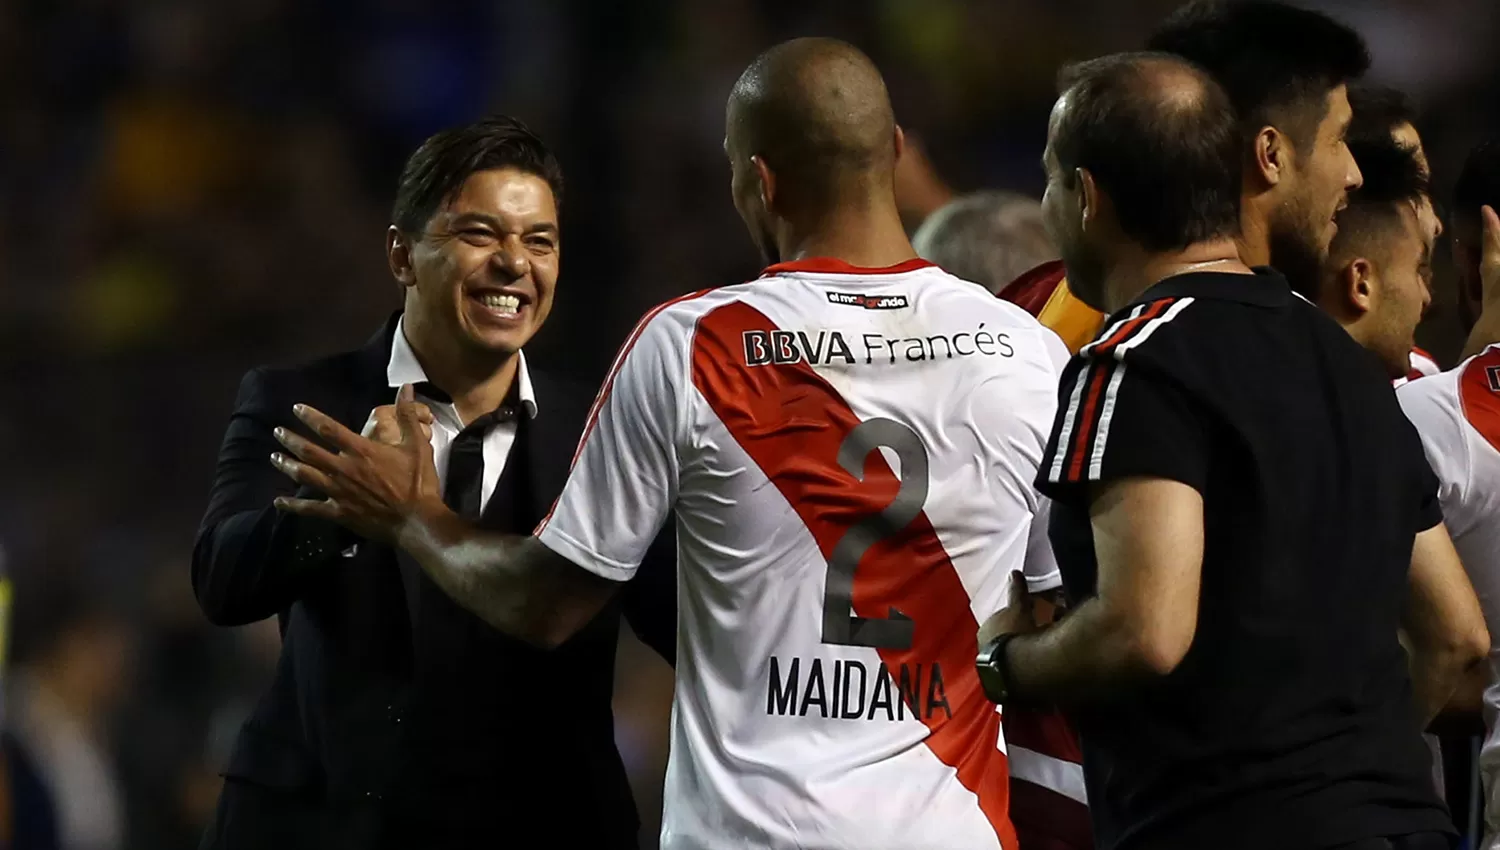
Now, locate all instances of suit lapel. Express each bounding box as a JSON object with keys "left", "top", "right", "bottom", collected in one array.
[{"left": 347, "top": 312, "right": 427, "bottom": 632}]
